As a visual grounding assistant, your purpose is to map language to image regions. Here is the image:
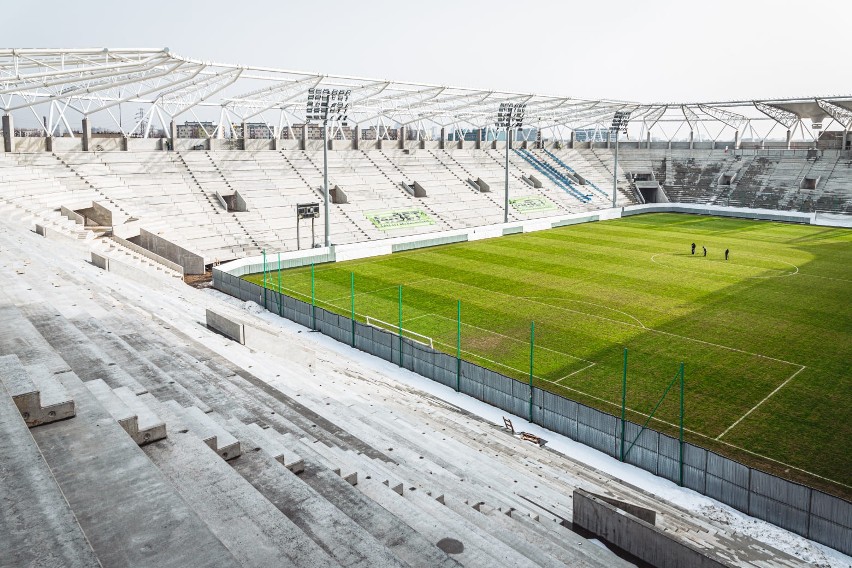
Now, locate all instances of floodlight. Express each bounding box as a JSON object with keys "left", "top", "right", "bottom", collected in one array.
[{"left": 611, "top": 110, "right": 631, "bottom": 133}]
